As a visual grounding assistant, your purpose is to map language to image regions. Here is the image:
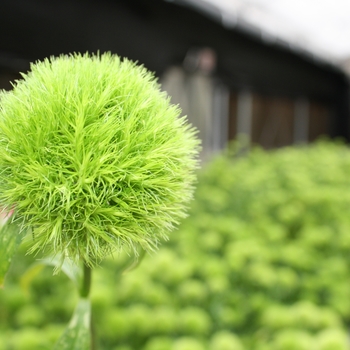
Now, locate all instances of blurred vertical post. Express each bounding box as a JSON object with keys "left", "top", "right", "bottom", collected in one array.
[
  {"left": 161, "top": 47, "right": 229, "bottom": 161},
  {"left": 293, "top": 97, "right": 309, "bottom": 144},
  {"left": 236, "top": 90, "right": 253, "bottom": 141}
]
